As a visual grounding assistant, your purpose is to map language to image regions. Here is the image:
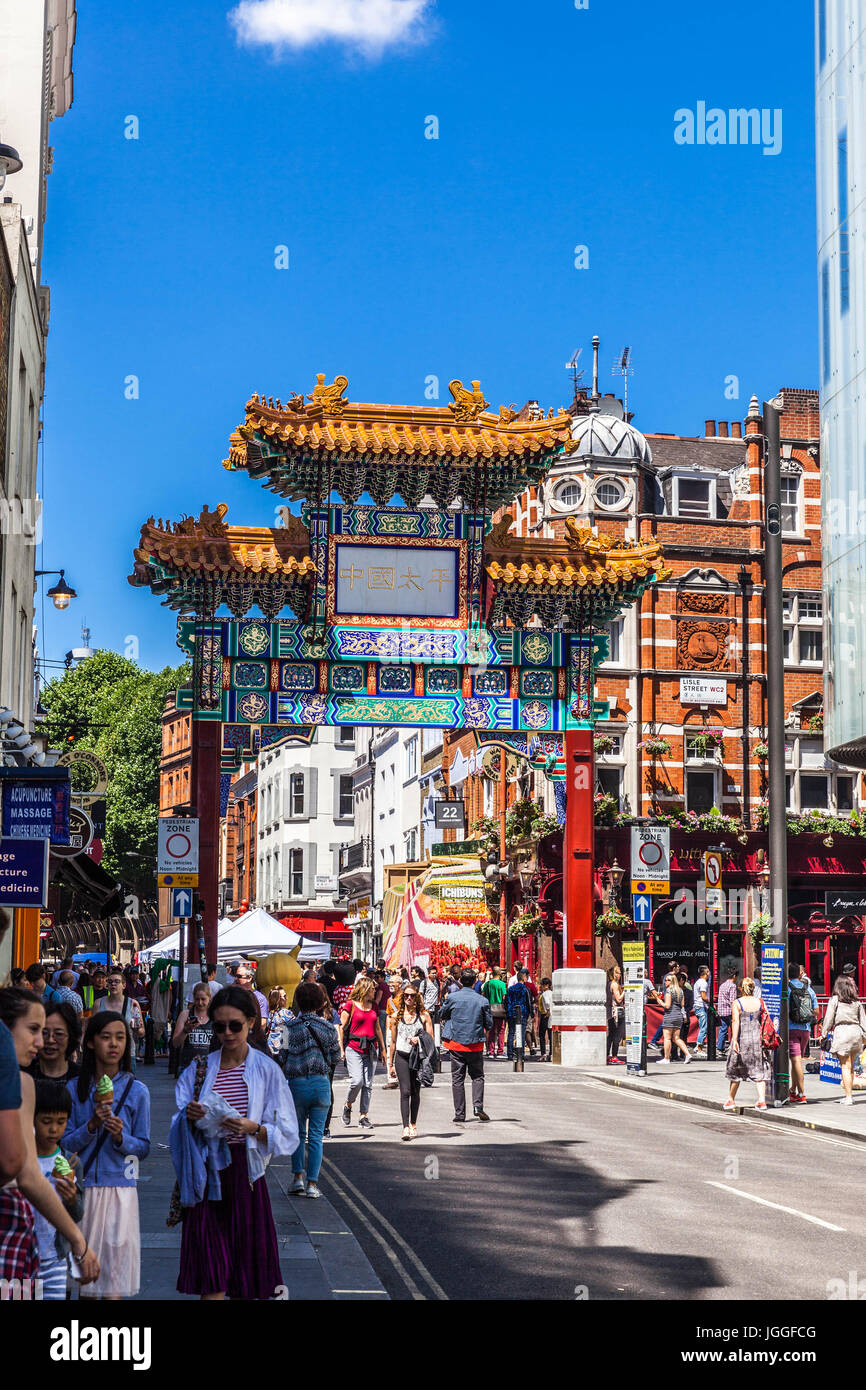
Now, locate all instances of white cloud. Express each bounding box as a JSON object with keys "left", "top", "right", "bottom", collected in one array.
[{"left": 228, "top": 0, "right": 434, "bottom": 57}]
